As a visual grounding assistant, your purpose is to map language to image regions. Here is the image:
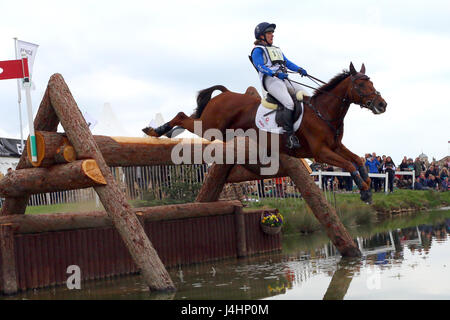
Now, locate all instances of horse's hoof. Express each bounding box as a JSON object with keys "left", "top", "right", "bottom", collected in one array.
[
  {"left": 142, "top": 127, "right": 159, "bottom": 137},
  {"left": 360, "top": 189, "right": 372, "bottom": 204}
]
